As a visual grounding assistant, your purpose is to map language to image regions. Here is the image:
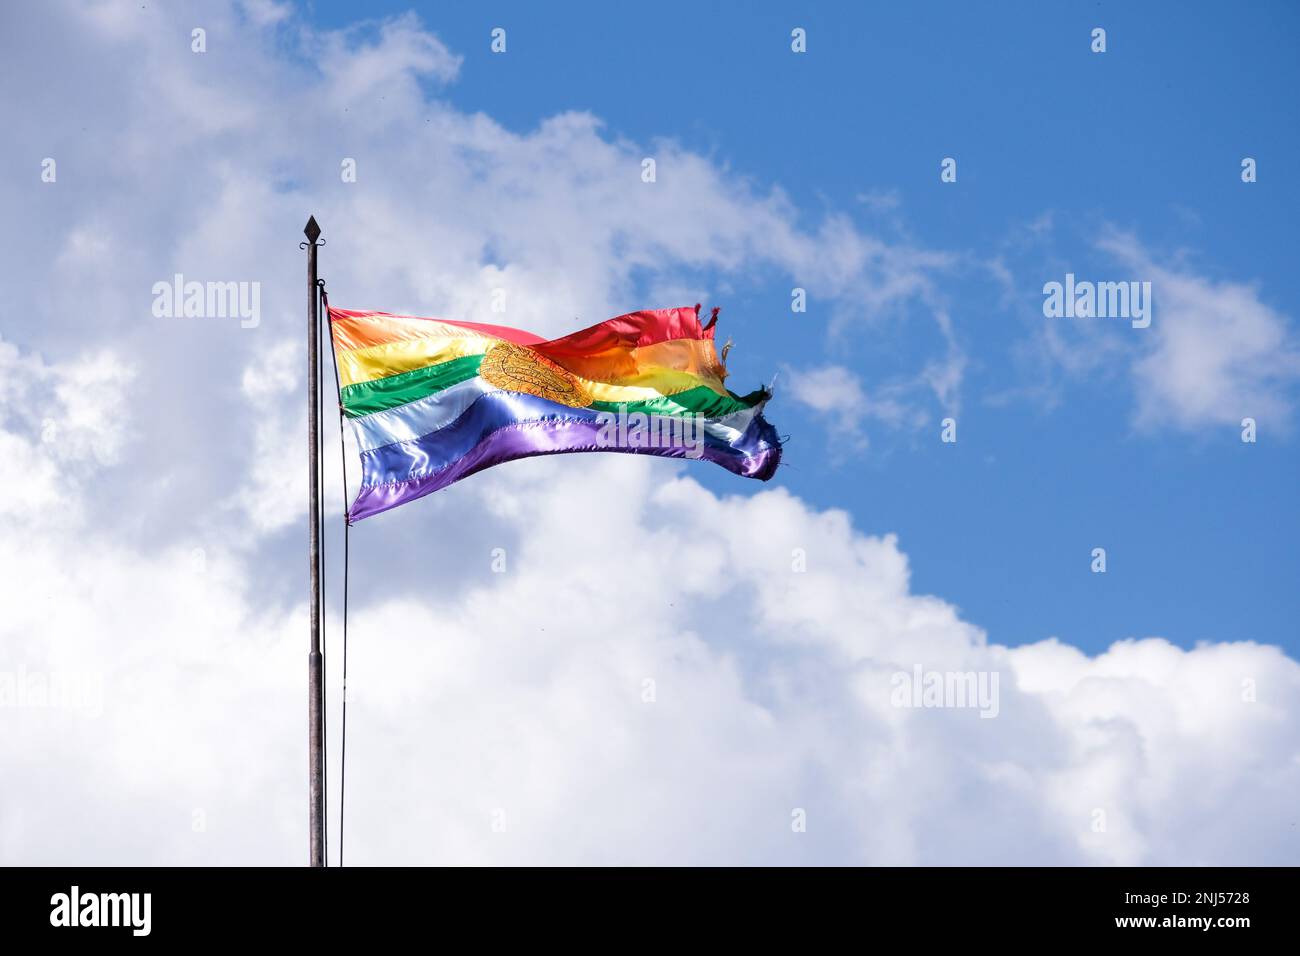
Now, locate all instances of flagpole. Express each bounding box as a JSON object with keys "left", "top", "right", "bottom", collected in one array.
[{"left": 303, "top": 215, "right": 325, "bottom": 868}]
